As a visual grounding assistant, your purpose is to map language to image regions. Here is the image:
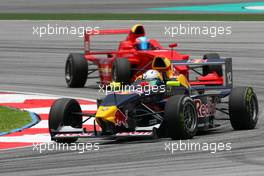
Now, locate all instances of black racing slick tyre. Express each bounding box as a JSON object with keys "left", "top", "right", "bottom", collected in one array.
[
  {"left": 165, "top": 95, "right": 198, "bottom": 140},
  {"left": 65, "top": 53, "right": 88, "bottom": 88},
  {"left": 49, "top": 98, "right": 82, "bottom": 143},
  {"left": 203, "top": 53, "right": 223, "bottom": 76},
  {"left": 229, "top": 87, "right": 258, "bottom": 130},
  {"left": 111, "top": 58, "right": 131, "bottom": 84}
]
